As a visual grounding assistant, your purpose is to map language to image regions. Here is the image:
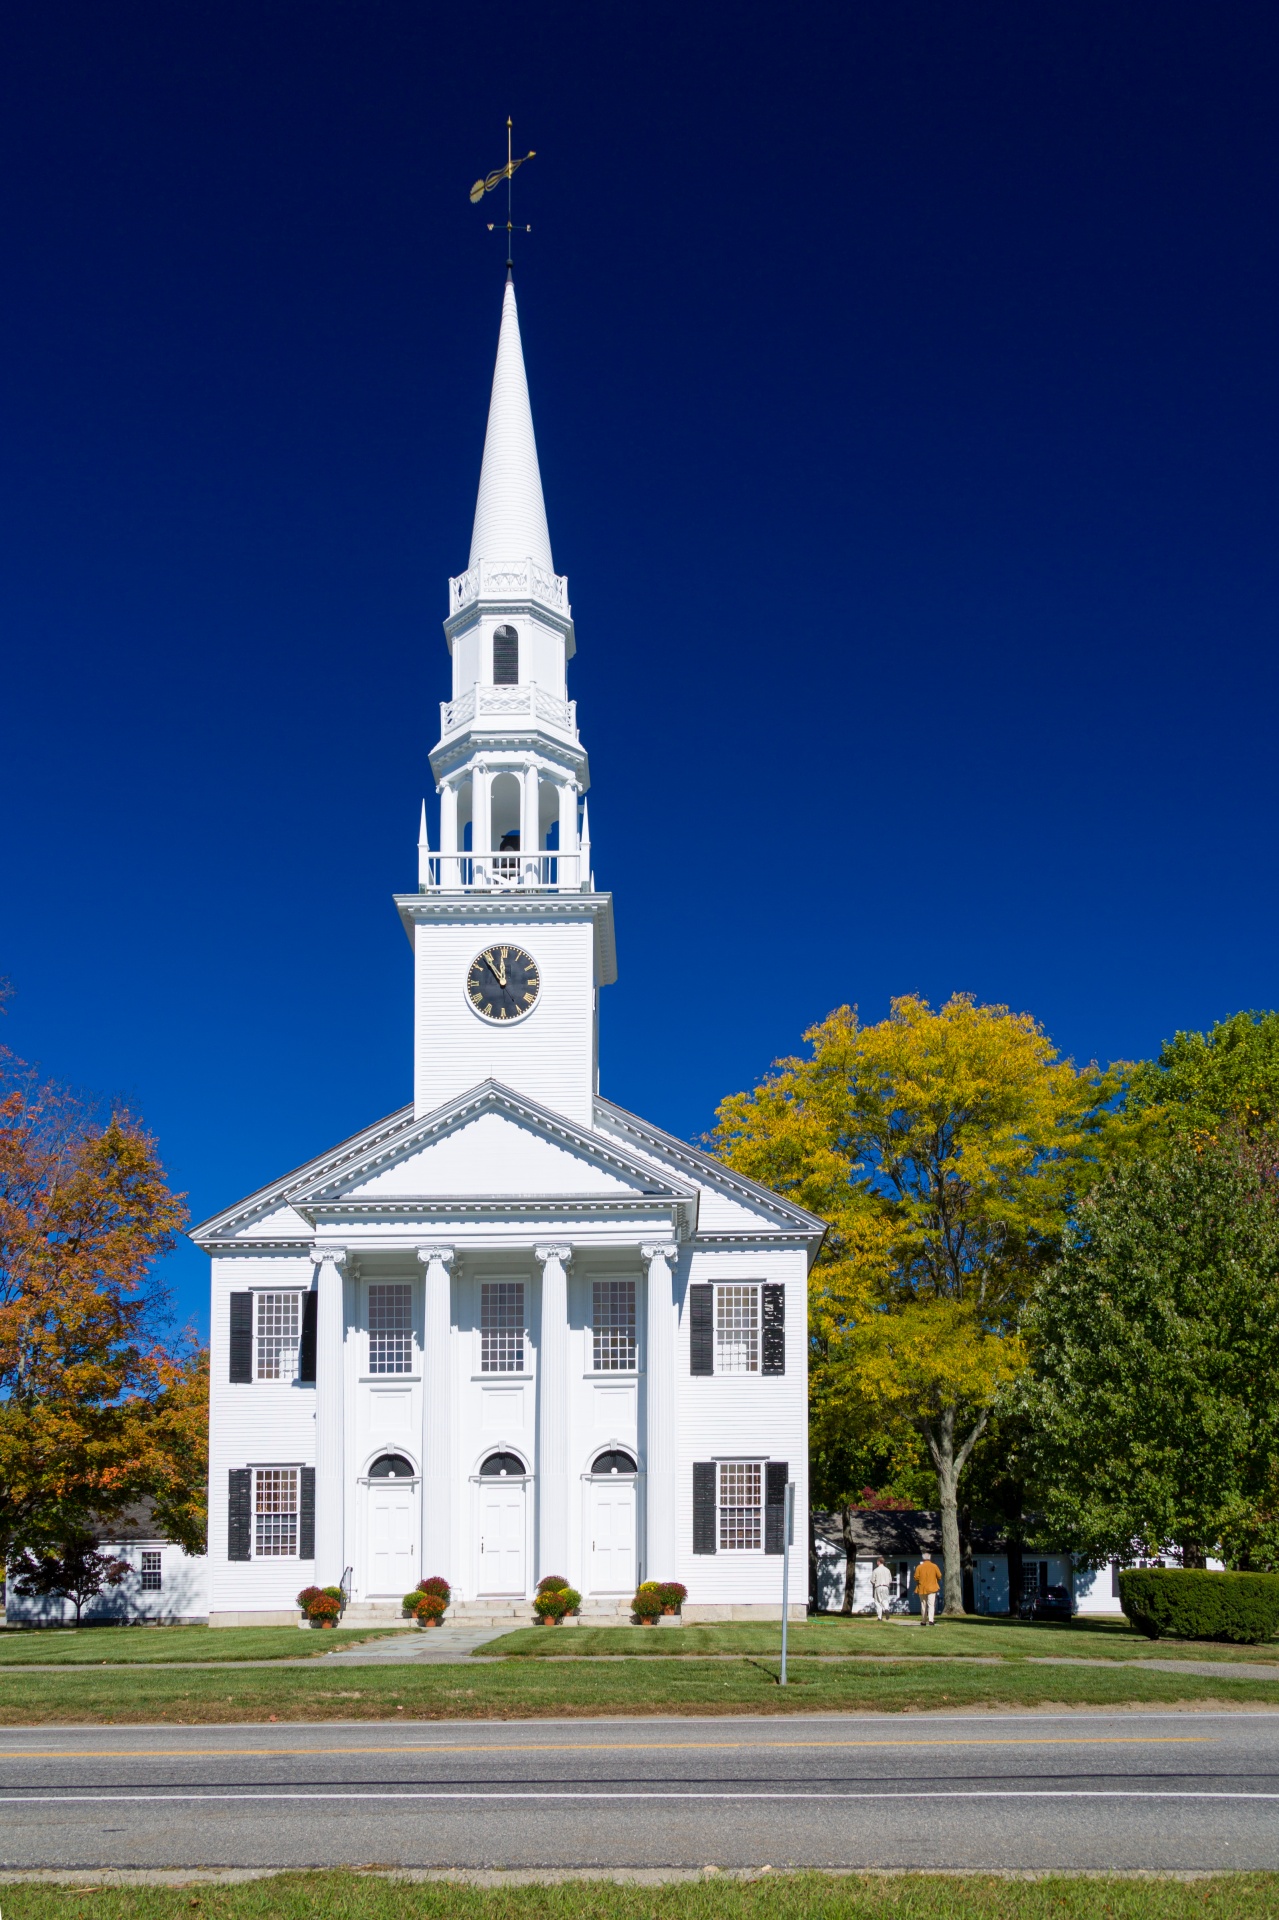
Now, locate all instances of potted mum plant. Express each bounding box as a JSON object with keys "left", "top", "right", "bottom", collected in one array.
[
  {"left": 403, "top": 1576, "right": 451, "bottom": 1627},
  {"left": 297, "top": 1585, "right": 343, "bottom": 1627},
  {"left": 632, "top": 1582, "right": 664, "bottom": 1625},
  {"left": 533, "top": 1575, "right": 581, "bottom": 1624},
  {"left": 658, "top": 1581, "right": 687, "bottom": 1617}
]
